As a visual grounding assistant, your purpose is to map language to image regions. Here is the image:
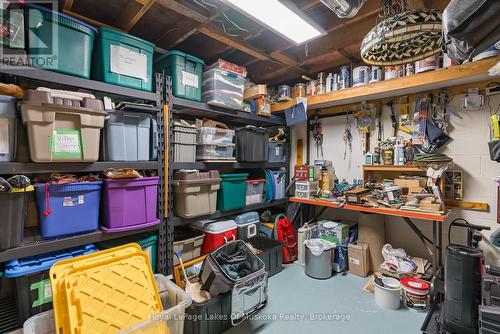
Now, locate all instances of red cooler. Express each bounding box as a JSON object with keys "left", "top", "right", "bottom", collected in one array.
[{"left": 191, "top": 219, "right": 237, "bottom": 254}]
